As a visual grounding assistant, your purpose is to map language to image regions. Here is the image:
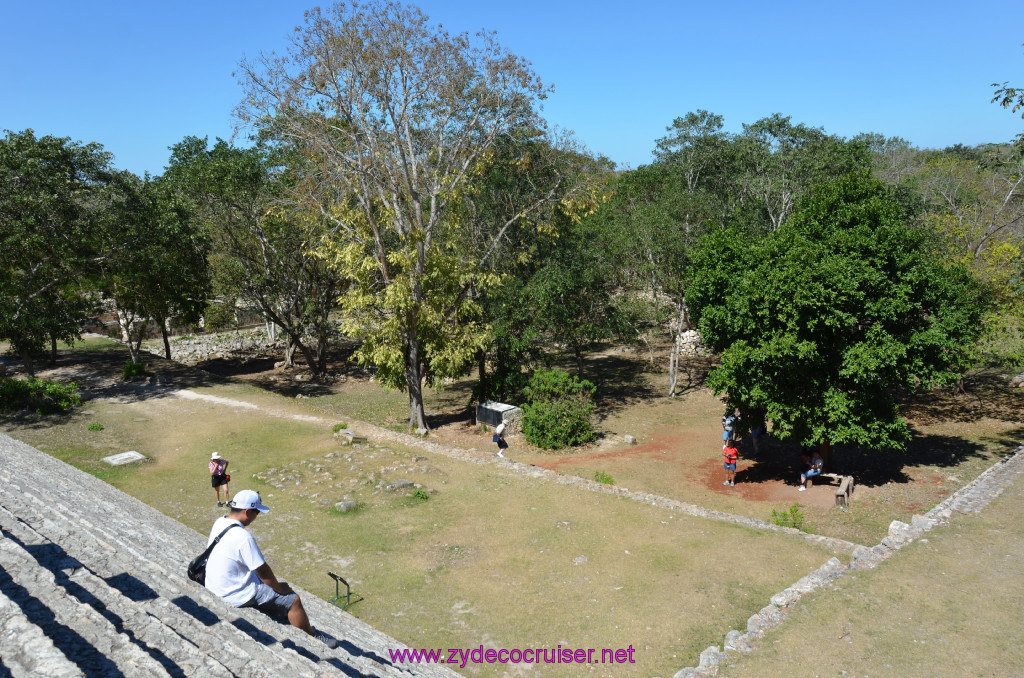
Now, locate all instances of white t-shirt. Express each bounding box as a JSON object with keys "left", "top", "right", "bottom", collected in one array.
[{"left": 205, "top": 516, "right": 266, "bottom": 606}]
